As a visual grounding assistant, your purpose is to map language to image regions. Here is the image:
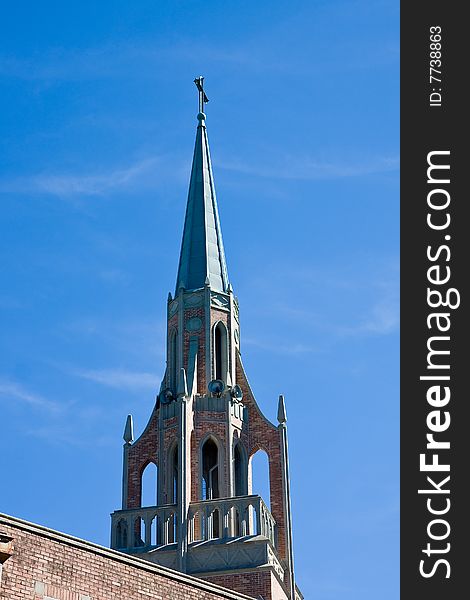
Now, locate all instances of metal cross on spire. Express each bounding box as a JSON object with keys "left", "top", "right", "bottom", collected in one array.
[{"left": 194, "top": 76, "right": 209, "bottom": 114}]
